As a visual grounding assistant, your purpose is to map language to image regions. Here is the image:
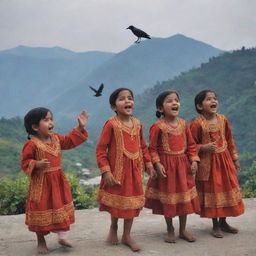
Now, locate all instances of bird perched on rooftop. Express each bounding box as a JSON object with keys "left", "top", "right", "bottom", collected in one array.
[
  {"left": 126, "top": 25, "right": 151, "bottom": 44},
  {"left": 89, "top": 83, "right": 104, "bottom": 97}
]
